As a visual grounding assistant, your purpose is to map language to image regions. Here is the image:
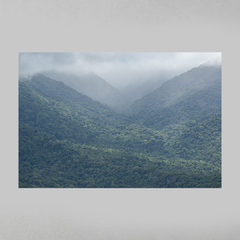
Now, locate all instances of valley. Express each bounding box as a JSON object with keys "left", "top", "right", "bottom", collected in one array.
[{"left": 19, "top": 61, "right": 221, "bottom": 188}]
